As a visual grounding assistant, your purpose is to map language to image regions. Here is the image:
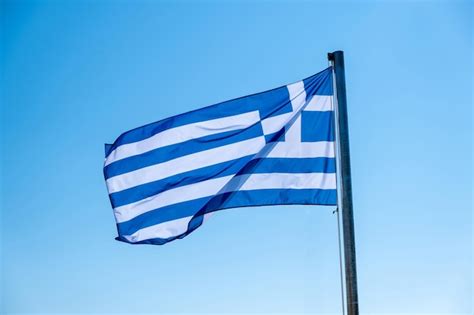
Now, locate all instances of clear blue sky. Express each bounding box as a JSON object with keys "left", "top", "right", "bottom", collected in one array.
[{"left": 1, "top": 1, "right": 472, "bottom": 314}]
